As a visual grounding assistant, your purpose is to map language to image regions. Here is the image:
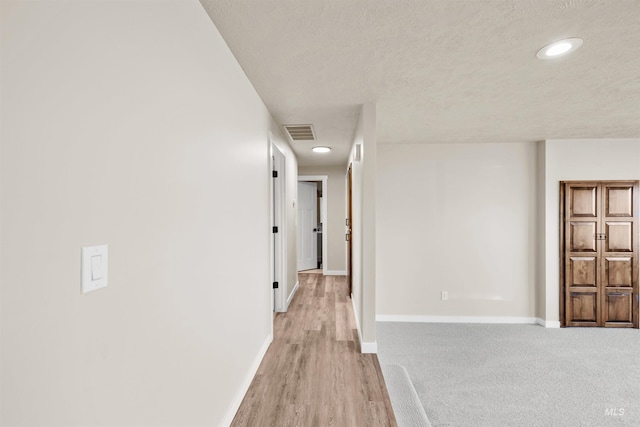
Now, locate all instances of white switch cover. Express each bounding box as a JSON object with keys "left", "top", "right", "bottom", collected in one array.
[{"left": 82, "top": 245, "right": 108, "bottom": 294}]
